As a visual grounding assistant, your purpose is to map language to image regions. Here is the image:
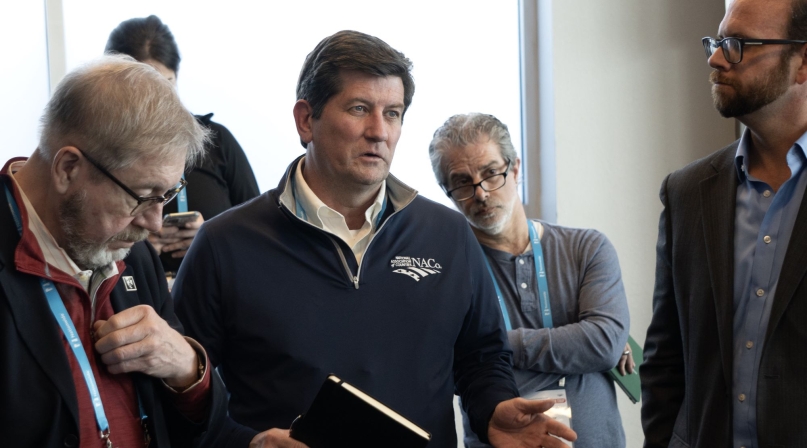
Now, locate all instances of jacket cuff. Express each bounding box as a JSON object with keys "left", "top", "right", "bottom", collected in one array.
[
  {"left": 223, "top": 420, "right": 260, "bottom": 448},
  {"left": 162, "top": 337, "right": 209, "bottom": 393},
  {"left": 162, "top": 337, "right": 212, "bottom": 422},
  {"left": 468, "top": 387, "right": 519, "bottom": 444}
]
